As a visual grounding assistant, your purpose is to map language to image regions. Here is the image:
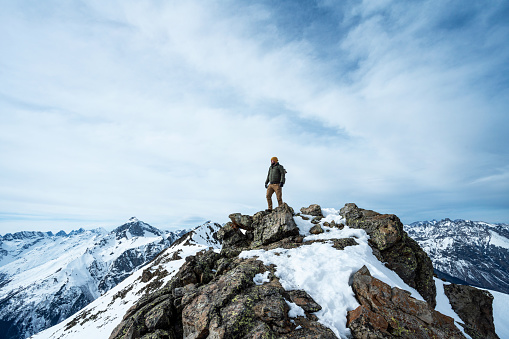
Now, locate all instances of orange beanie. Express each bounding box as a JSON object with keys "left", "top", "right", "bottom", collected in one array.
[{"left": 271, "top": 157, "right": 278, "bottom": 162}]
